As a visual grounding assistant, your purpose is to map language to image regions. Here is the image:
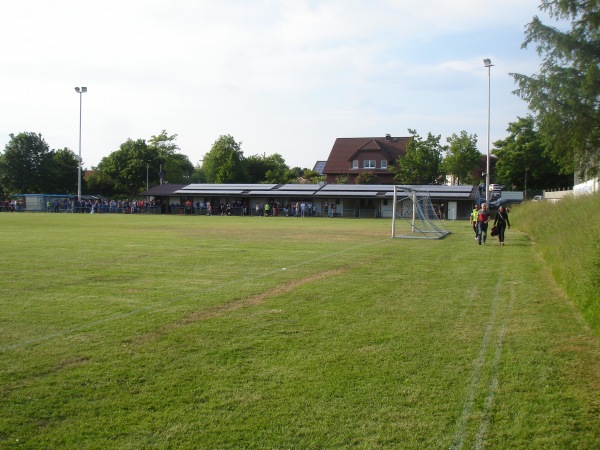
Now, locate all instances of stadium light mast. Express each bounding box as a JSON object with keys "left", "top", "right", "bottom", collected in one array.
[
  {"left": 483, "top": 59, "right": 493, "bottom": 207},
  {"left": 74, "top": 86, "right": 87, "bottom": 201}
]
